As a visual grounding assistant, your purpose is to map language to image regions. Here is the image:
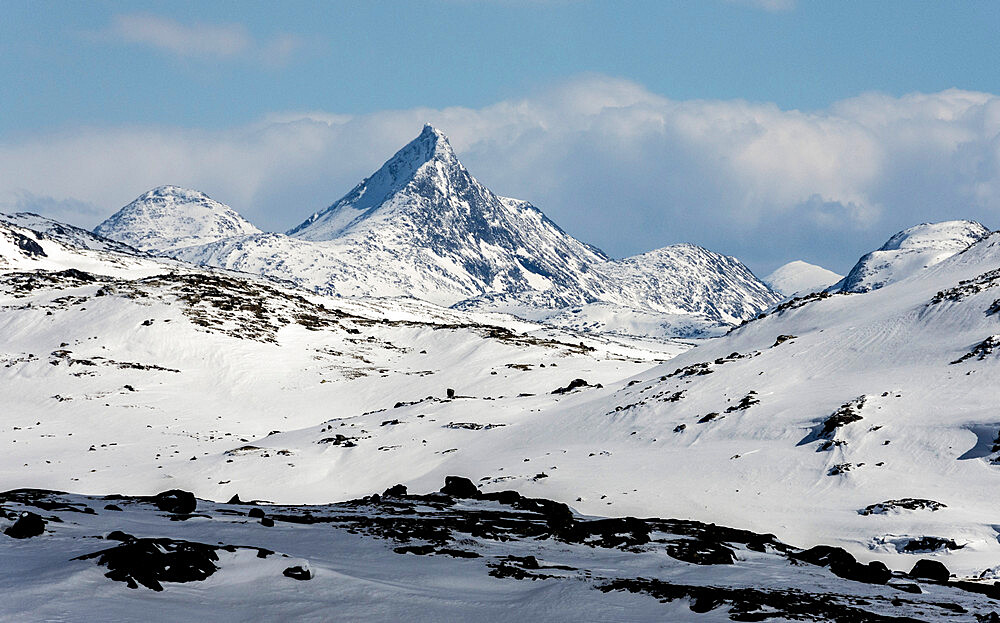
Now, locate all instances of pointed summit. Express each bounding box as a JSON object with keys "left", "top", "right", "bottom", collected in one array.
[
  {"left": 94, "top": 186, "right": 260, "bottom": 253},
  {"left": 286, "top": 125, "right": 464, "bottom": 240}
]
